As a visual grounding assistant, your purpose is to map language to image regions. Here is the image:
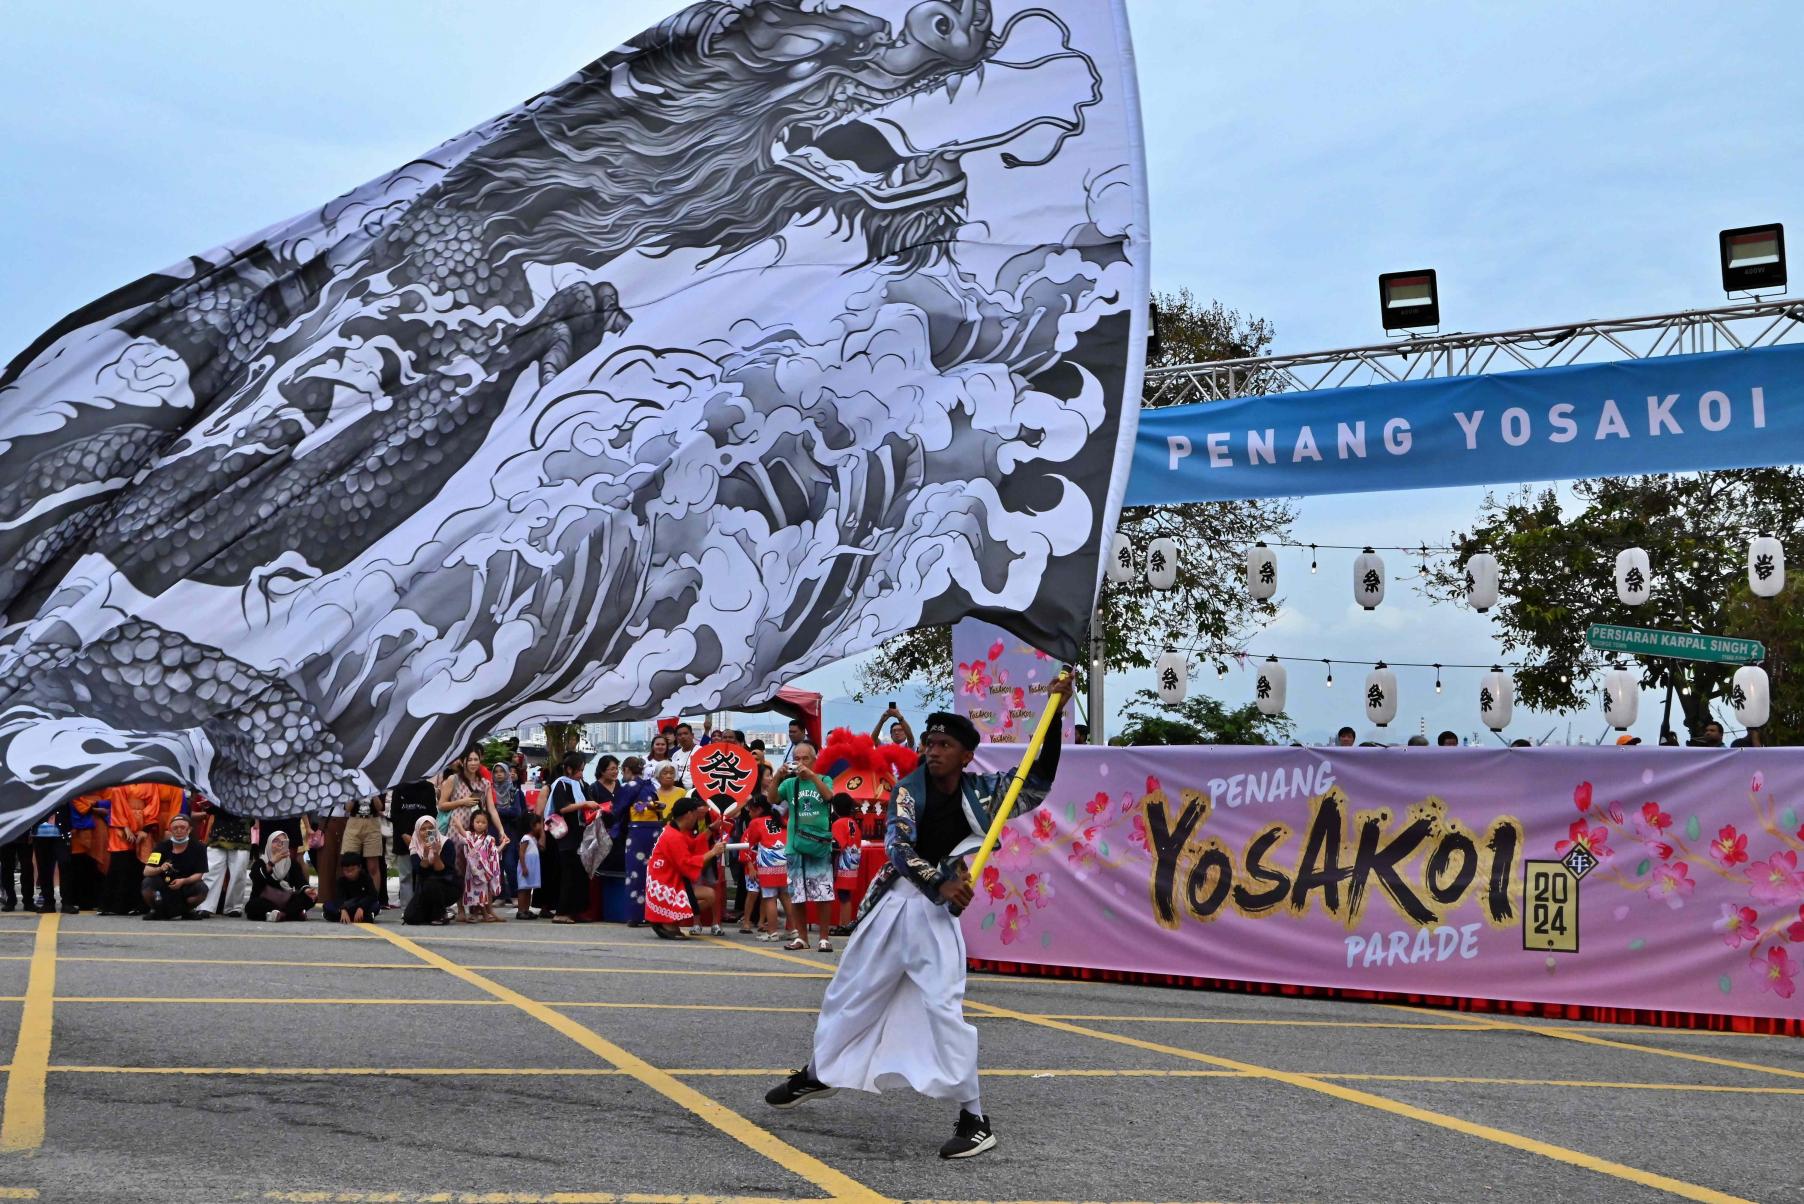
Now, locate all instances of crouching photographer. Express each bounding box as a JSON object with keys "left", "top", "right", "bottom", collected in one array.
[{"left": 140, "top": 813, "right": 208, "bottom": 921}]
